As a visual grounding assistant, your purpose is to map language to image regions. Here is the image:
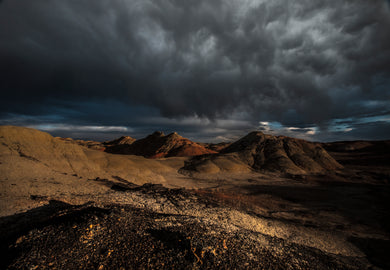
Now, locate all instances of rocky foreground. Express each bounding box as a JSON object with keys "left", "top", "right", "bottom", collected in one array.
[{"left": 0, "top": 184, "right": 375, "bottom": 270}]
